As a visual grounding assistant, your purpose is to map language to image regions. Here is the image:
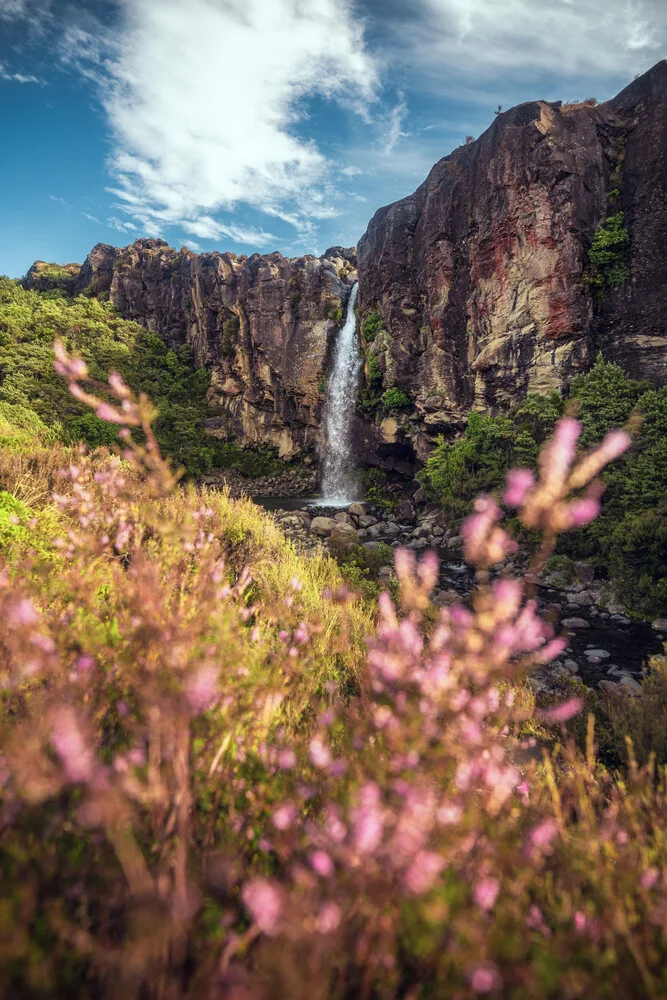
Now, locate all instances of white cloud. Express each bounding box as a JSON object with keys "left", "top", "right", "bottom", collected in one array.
[
  {"left": 341, "top": 165, "right": 364, "bottom": 176},
  {"left": 181, "top": 216, "right": 276, "bottom": 247},
  {"left": 107, "top": 216, "right": 140, "bottom": 234},
  {"left": 65, "top": 0, "right": 377, "bottom": 247},
  {"left": 82, "top": 212, "right": 102, "bottom": 224},
  {"left": 412, "top": 0, "right": 666, "bottom": 81},
  {"left": 383, "top": 95, "right": 409, "bottom": 155},
  {"left": 49, "top": 193, "right": 72, "bottom": 207},
  {"left": 0, "top": 61, "right": 42, "bottom": 83},
  {"left": 182, "top": 239, "right": 202, "bottom": 252}
]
